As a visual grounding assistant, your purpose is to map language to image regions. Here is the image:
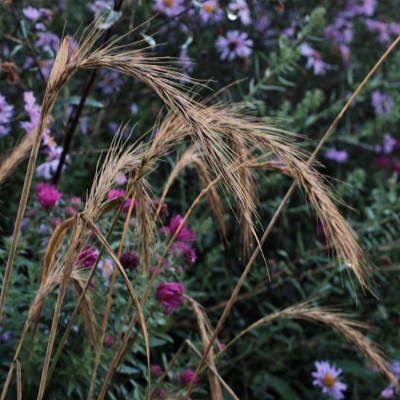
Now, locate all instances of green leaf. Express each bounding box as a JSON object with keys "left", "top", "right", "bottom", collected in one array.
[
  {"left": 266, "top": 374, "right": 302, "bottom": 400},
  {"left": 64, "top": 96, "right": 104, "bottom": 108}
]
